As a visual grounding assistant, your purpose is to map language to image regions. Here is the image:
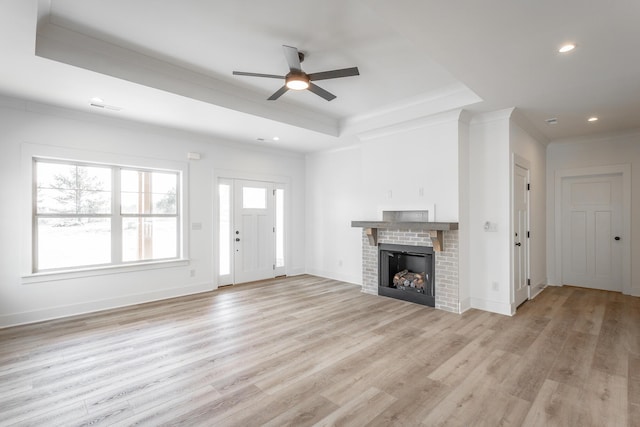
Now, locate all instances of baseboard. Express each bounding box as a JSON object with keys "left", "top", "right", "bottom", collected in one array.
[
  {"left": 304, "top": 268, "right": 361, "bottom": 286},
  {"left": 0, "top": 282, "right": 213, "bottom": 329},
  {"left": 530, "top": 282, "right": 547, "bottom": 299},
  {"left": 286, "top": 267, "right": 306, "bottom": 277},
  {"left": 459, "top": 297, "right": 472, "bottom": 313},
  {"left": 470, "top": 297, "right": 513, "bottom": 316}
]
